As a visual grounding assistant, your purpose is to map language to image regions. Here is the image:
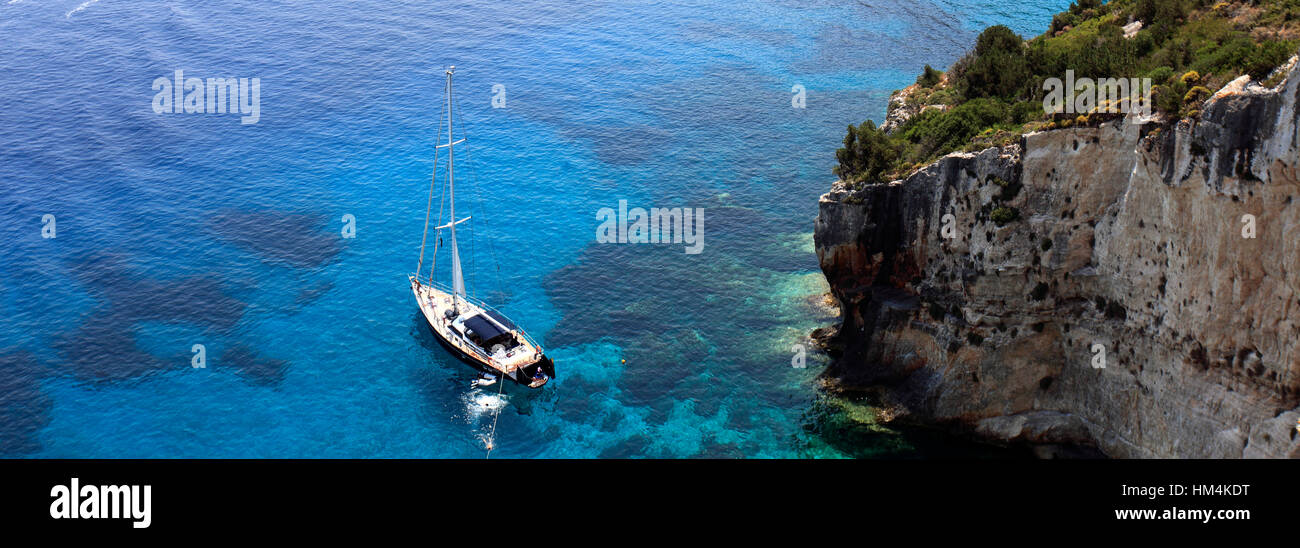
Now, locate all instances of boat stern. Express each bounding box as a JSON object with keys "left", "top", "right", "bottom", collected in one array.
[{"left": 524, "top": 355, "right": 555, "bottom": 388}]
